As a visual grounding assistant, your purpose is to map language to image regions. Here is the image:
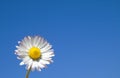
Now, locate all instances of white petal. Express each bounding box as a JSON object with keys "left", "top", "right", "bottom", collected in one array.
[
  {"left": 17, "top": 55, "right": 27, "bottom": 59},
  {"left": 35, "top": 37, "right": 41, "bottom": 47},
  {"left": 39, "top": 40, "right": 48, "bottom": 48},
  {"left": 15, "top": 51, "right": 28, "bottom": 56},
  {"left": 37, "top": 68, "right": 41, "bottom": 71},
  {"left": 31, "top": 61, "right": 38, "bottom": 71},
  {"left": 17, "top": 57, "right": 21, "bottom": 60},
  {"left": 38, "top": 38, "right": 44, "bottom": 48},
  {"left": 39, "top": 64, "right": 45, "bottom": 69},
  {"left": 22, "top": 56, "right": 31, "bottom": 64},
  {"left": 18, "top": 41, "right": 21, "bottom": 44},
  {"left": 35, "top": 61, "right": 41, "bottom": 71},
  {"left": 20, "top": 62, "right": 24, "bottom": 65},
  {"left": 42, "top": 52, "right": 55, "bottom": 58},
  {"left": 41, "top": 44, "right": 52, "bottom": 52},
  {"left": 41, "top": 56, "right": 52, "bottom": 60},
  {"left": 16, "top": 45, "right": 28, "bottom": 52},
  {"left": 38, "top": 61, "right": 46, "bottom": 69},
  {"left": 25, "top": 59, "right": 33, "bottom": 70},
  {"left": 26, "top": 36, "right": 32, "bottom": 48},
  {"left": 40, "top": 59, "right": 50, "bottom": 65},
  {"left": 21, "top": 37, "right": 31, "bottom": 49},
  {"left": 33, "top": 36, "right": 39, "bottom": 46},
  {"left": 41, "top": 49, "right": 54, "bottom": 53}
]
